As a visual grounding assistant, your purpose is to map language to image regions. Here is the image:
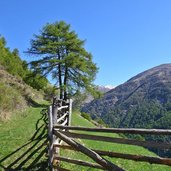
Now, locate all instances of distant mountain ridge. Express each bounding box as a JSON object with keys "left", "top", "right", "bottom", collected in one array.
[
  {"left": 82, "top": 64, "right": 171, "bottom": 129},
  {"left": 83, "top": 85, "right": 114, "bottom": 104}
]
